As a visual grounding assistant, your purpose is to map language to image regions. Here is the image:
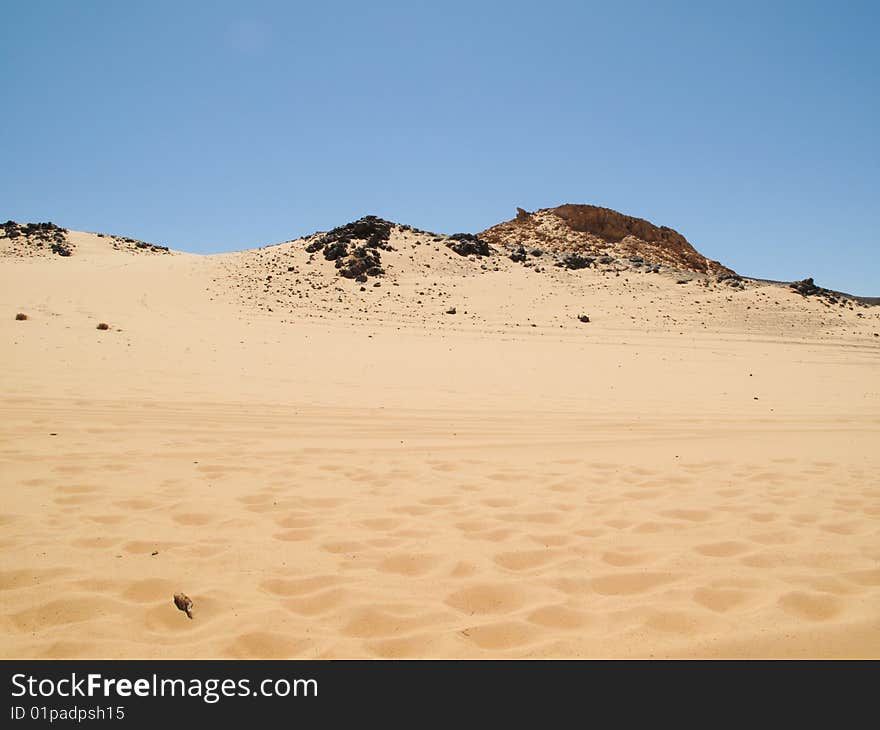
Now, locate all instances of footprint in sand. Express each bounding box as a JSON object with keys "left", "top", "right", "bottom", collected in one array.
[
  {"left": 172, "top": 512, "right": 214, "bottom": 526},
  {"left": 777, "top": 591, "right": 844, "bottom": 621},
  {"left": 225, "top": 631, "right": 313, "bottom": 659},
  {"left": 748, "top": 512, "right": 778, "bottom": 523},
  {"left": 10, "top": 595, "right": 117, "bottom": 632},
  {"left": 359, "top": 517, "right": 402, "bottom": 530},
  {"left": 282, "top": 588, "right": 352, "bottom": 616},
  {"left": 692, "top": 587, "right": 754, "bottom": 613},
  {"left": 262, "top": 575, "right": 348, "bottom": 597},
  {"left": 844, "top": 568, "right": 880, "bottom": 587},
  {"left": 748, "top": 531, "right": 800, "bottom": 546},
  {"left": 375, "top": 553, "right": 439, "bottom": 577},
  {"left": 460, "top": 620, "right": 541, "bottom": 650},
  {"left": 693, "top": 541, "right": 751, "bottom": 558},
  {"left": 275, "top": 514, "right": 320, "bottom": 529},
  {"left": 0, "top": 568, "right": 66, "bottom": 591},
  {"left": 445, "top": 583, "right": 527, "bottom": 615},
  {"left": 661, "top": 508, "right": 713, "bottom": 522},
  {"left": 481, "top": 497, "right": 518, "bottom": 508},
  {"left": 820, "top": 521, "right": 863, "bottom": 535},
  {"left": 591, "top": 572, "right": 678, "bottom": 596},
  {"left": 54, "top": 495, "right": 98, "bottom": 506},
  {"left": 367, "top": 634, "right": 437, "bottom": 658},
  {"left": 321, "top": 540, "right": 365, "bottom": 554},
  {"left": 113, "top": 498, "right": 158, "bottom": 511},
  {"left": 340, "top": 606, "right": 448, "bottom": 639},
  {"left": 601, "top": 550, "right": 652, "bottom": 566},
  {"left": 526, "top": 604, "right": 591, "bottom": 630},
  {"left": 420, "top": 495, "right": 458, "bottom": 506},
  {"left": 526, "top": 533, "right": 572, "bottom": 547},
  {"left": 493, "top": 549, "right": 561, "bottom": 571}
]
